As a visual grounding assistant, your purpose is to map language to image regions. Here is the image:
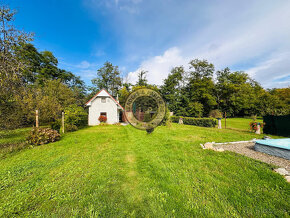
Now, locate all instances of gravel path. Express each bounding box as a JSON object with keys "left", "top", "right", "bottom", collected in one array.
[{"left": 216, "top": 142, "right": 290, "bottom": 171}]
